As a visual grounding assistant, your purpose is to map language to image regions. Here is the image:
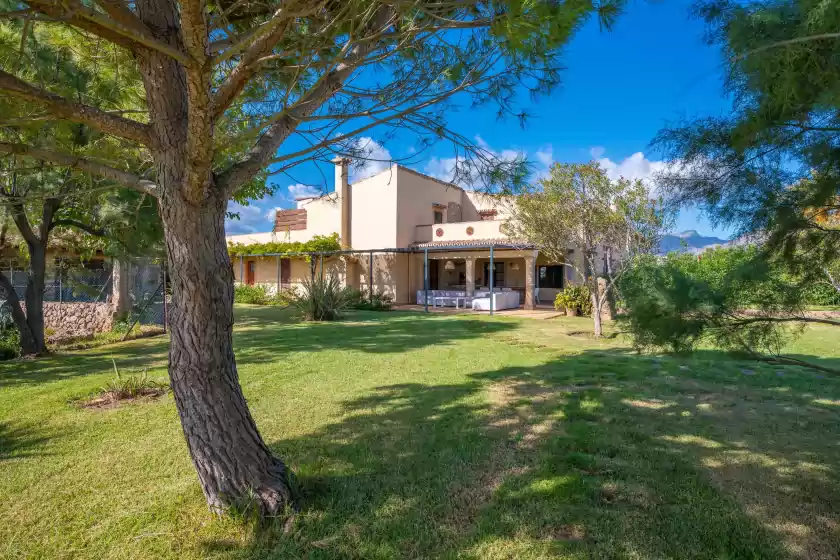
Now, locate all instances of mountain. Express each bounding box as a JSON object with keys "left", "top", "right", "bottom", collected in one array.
[{"left": 658, "top": 230, "right": 730, "bottom": 254}]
